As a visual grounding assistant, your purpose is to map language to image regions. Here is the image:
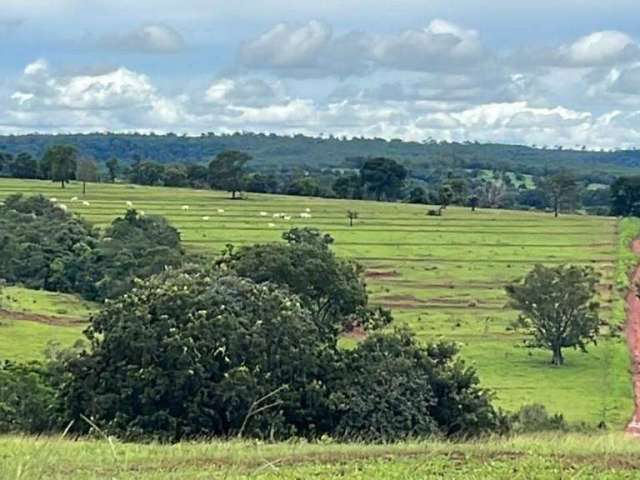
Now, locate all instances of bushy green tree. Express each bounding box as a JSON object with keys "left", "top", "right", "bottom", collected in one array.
[
  {"left": 329, "top": 330, "right": 505, "bottom": 440},
  {"left": 61, "top": 269, "right": 333, "bottom": 441},
  {"left": 610, "top": 176, "right": 640, "bottom": 216},
  {"left": 208, "top": 150, "right": 251, "bottom": 199},
  {"left": 360, "top": 157, "right": 407, "bottom": 201},
  {"left": 76, "top": 157, "right": 99, "bottom": 195},
  {"left": 506, "top": 264, "right": 600, "bottom": 365},
  {"left": 42, "top": 145, "right": 78, "bottom": 188},
  {"left": 219, "top": 228, "right": 386, "bottom": 339}
]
